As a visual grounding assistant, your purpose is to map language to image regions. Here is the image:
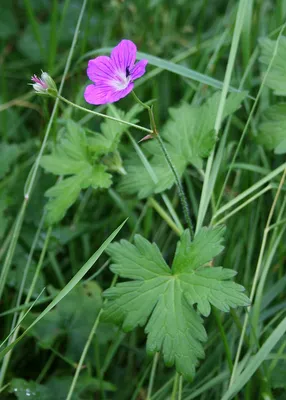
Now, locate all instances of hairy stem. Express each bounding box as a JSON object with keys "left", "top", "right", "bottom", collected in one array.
[
  {"left": 57, "top": 95, "right": 152, "bottom": 134},
  {"left": 132, "top": 91, "right": 194, "bottom": 238}
]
